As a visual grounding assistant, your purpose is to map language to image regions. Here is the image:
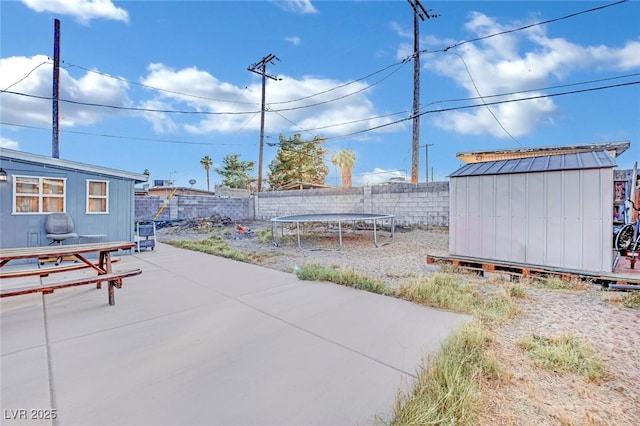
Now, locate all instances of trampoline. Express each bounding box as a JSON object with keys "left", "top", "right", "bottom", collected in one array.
[{"left": 271, "top": 213, "right": 395, "bottom": 251}]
